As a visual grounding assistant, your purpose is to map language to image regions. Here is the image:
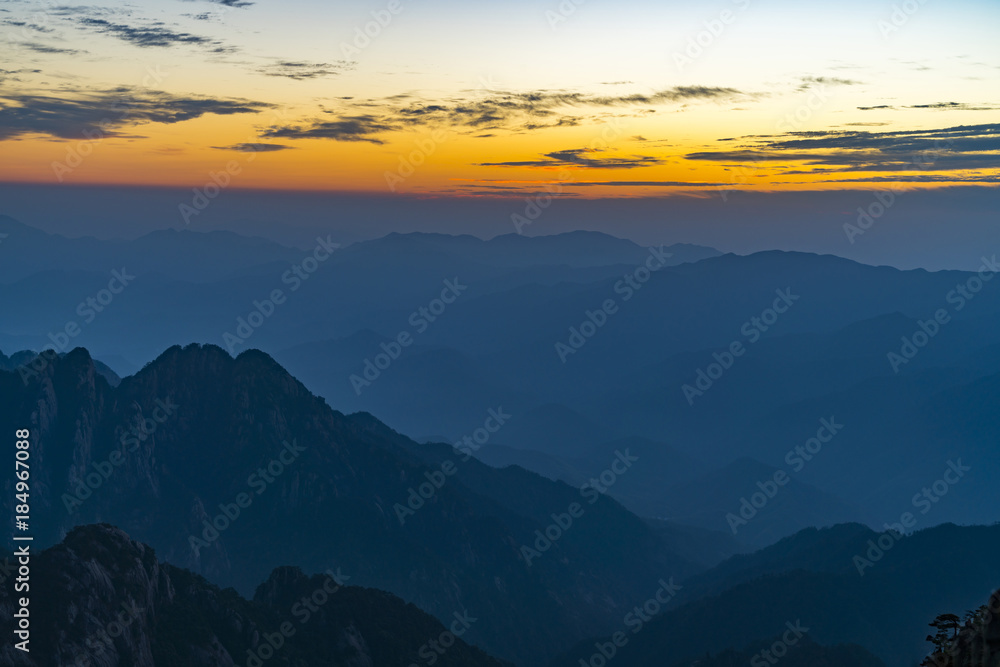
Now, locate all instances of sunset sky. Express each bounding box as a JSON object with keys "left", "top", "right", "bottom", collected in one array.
[{"left": 0, "top": 0, "right": 997, "bottom": 197}]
